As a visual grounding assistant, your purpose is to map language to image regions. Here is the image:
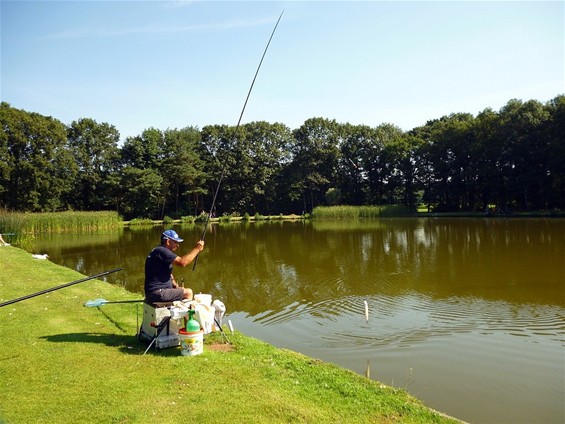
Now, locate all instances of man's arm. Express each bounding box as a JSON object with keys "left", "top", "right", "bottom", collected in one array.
[{"left": 173, "top": 240, "right": 204, "bottom": 267}]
